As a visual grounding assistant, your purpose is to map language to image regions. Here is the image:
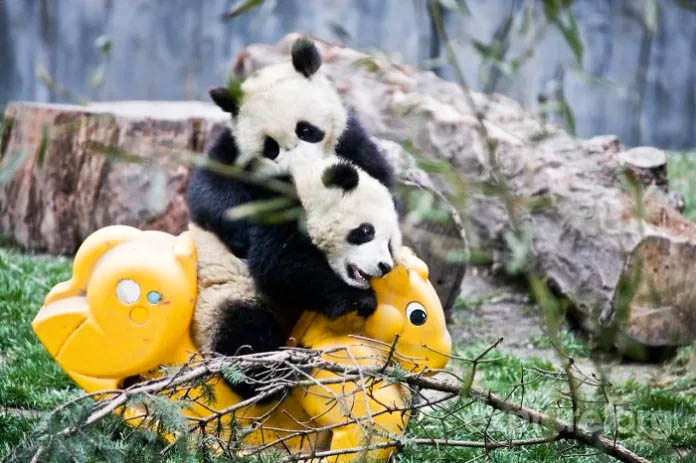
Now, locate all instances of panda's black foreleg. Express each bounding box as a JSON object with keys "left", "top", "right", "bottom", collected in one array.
[
  {"left": 247, "top": 226, "right": 379, "bottom": 320},
  {"left": 212, "top": 300, "right": 292, "bottom": 400}
]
